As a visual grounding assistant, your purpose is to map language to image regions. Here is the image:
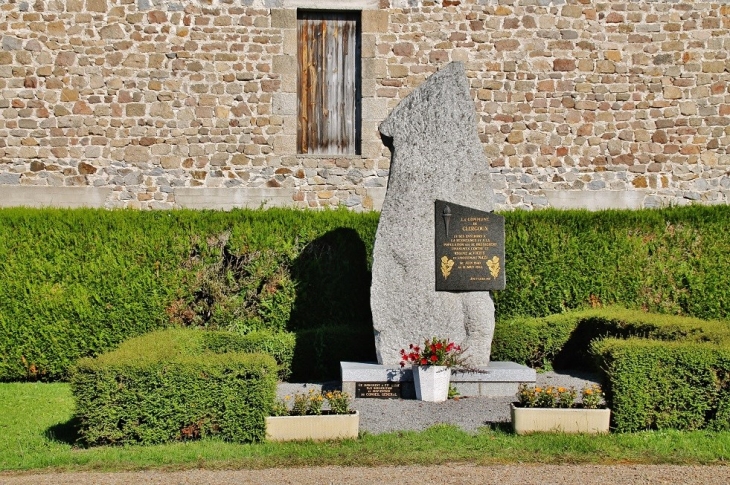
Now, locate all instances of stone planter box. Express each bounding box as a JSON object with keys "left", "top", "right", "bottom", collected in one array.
[
  {"left": 510, "top": 404, "right": 610, "bottom": 435},
  {"left": 265, "top": 411, "right": 359, "bottom": 442}
]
